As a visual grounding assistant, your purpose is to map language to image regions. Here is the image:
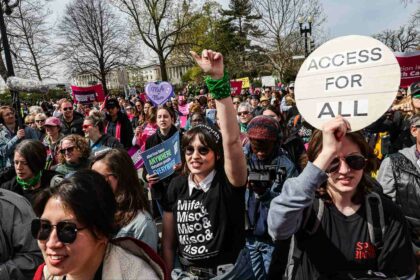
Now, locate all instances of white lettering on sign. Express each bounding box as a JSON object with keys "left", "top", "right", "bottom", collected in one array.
[
  {"left": 316, "top": 100, "right": 368, "bottom": 119},
  {"left": 75, "top": 94, "right": 95, "bottom": 102}
]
